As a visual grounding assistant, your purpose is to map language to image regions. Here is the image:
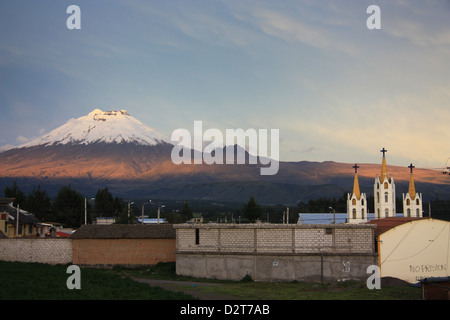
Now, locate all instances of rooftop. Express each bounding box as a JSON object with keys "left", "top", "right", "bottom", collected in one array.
[
  {"left": 70, "top": 224, "right": 176, "bottom": 239},
  {"left": 366, "top": 217, "right": 429, "bottom": 237}
]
